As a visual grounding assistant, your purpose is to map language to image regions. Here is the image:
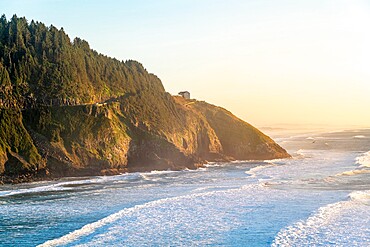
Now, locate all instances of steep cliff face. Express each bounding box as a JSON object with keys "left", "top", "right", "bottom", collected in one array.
[
  {"left": 0, "top": 15, "right": 290, "bottom": 183},
  {"left": 22, "top": 103, "right": 131, "bottom": 176},
  {"left": 171, "top": 96, "right": 289, "bottom": 160},
  {"left": 187, "top": 99, "right": 289, "bottom": 160},
  {"left": 0, "top": 108, "right": 43, "bottom": 175},
  {"left": 0, "top": 96, "right": 290, "bottom": 182},
  {"left": 0, "top": 94, "right": 290, "bottom": 182}
]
